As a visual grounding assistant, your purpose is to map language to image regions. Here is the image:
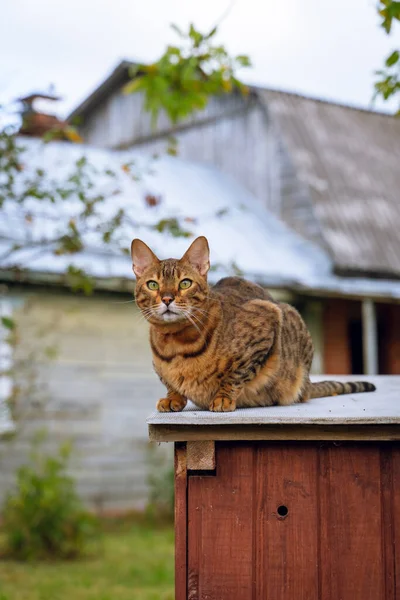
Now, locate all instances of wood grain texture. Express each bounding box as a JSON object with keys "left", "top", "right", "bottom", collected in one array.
[
  {"left": 254, "top": 443, "right": 319, "bottom": 599},
  {"left": 380, "top": 447, "right": 396, "bottom": 600},
  {"left": 319, "top": 445, "right": 384, "bottom": 600},
  {"left": 174, "top": 443, "right": 187, "bottom": 600},
  {"left": 188, "top": 444, "right": 254, "bottom": 600},
  {"left": 187, "top": 441, "right": 215, "bottom": 471},
  {"left": 392, "top": 447, "right": 400, "bottom": 599},
  {"left": 182, "top": 441, "right": 400, "bottom": 599},
  {"left": 149, "top": 423, "right": 400, "bottom": 443}
]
